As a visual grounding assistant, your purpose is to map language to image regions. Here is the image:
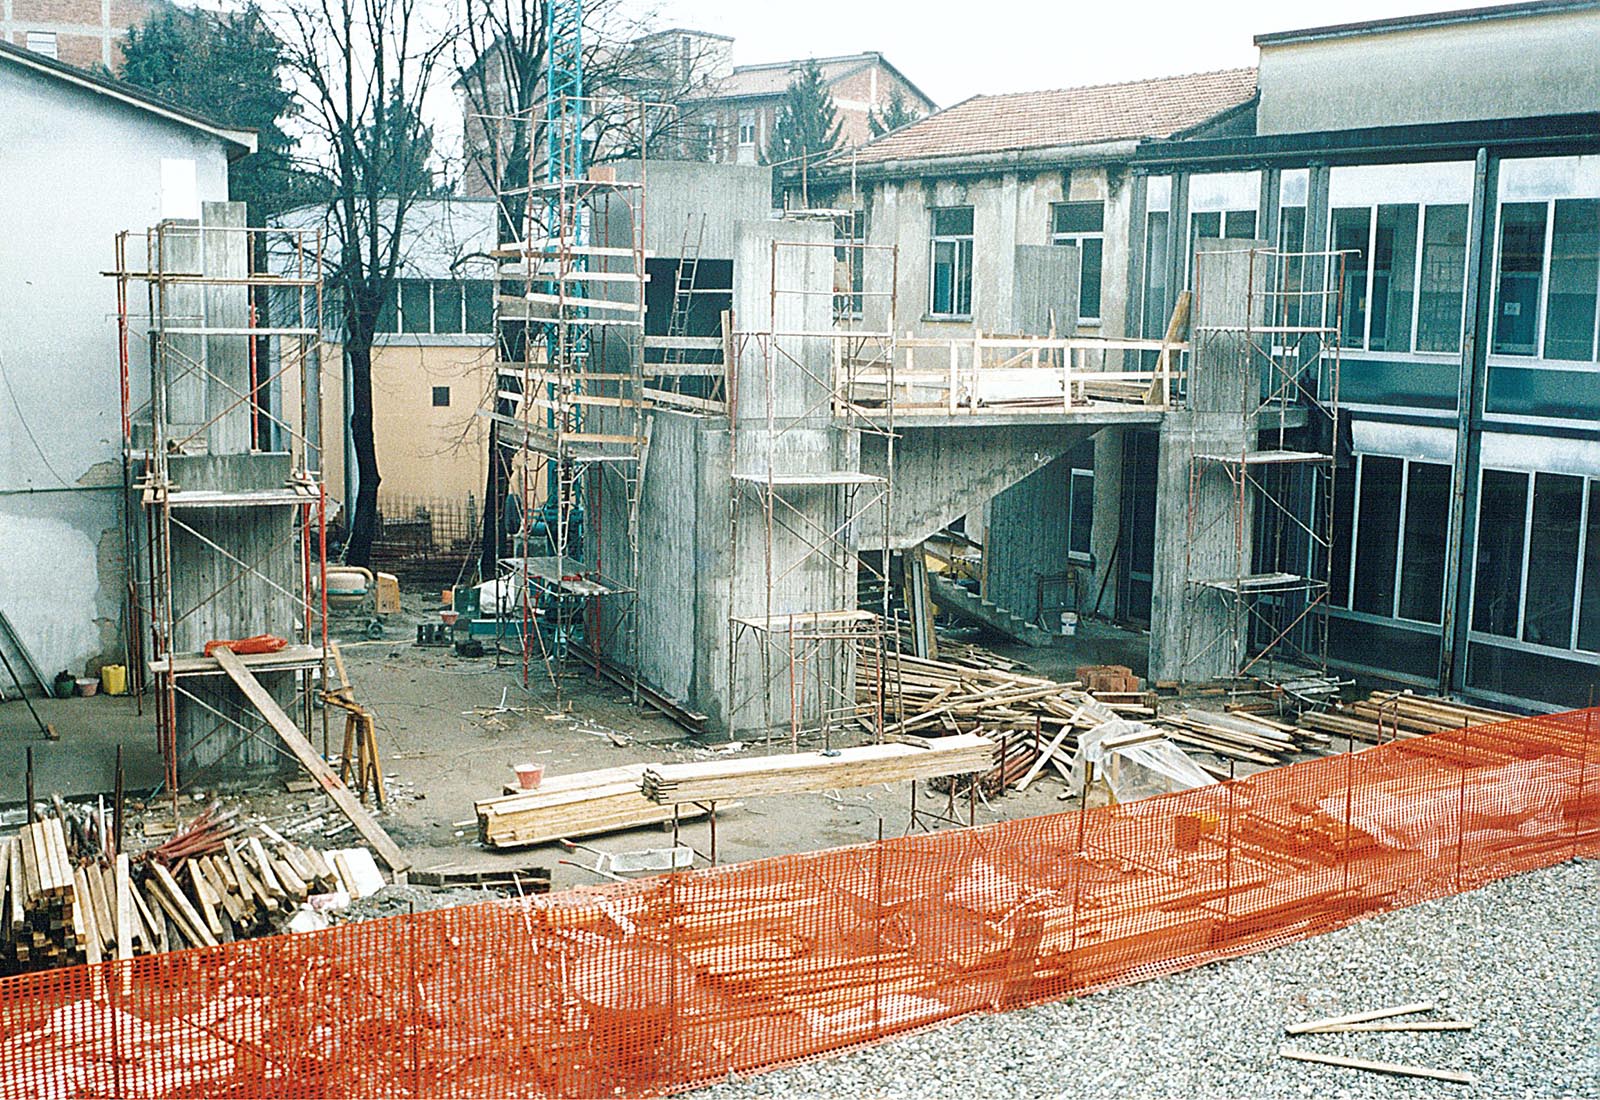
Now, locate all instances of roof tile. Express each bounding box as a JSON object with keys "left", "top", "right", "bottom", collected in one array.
[{"left": 842, "top": 67, "right": 1257, "bottom": 165}]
